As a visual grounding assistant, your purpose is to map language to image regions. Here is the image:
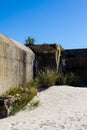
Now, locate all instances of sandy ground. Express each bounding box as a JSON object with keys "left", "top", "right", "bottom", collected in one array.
[{"left": 0, "top": 85, "right": 87, "bottom": 130}]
